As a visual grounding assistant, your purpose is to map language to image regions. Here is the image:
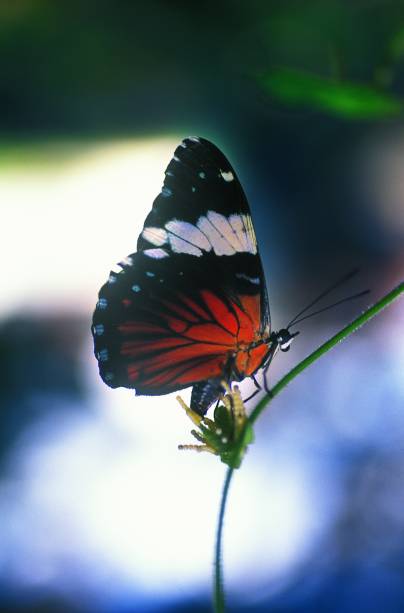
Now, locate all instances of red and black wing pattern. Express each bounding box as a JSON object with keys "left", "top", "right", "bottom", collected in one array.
[{"left": 92, "top": 137, "right": 271, "bottom": 414}]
